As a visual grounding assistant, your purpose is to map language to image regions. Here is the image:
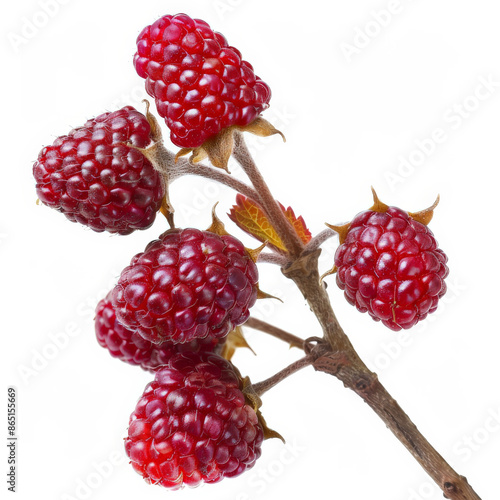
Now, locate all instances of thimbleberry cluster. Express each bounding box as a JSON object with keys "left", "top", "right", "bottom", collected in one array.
[
  {"left": 32, "top": 8, "right": 464, "bottom": 498},
  {"left": 95, "top": 225, "right": 262, "bottom": 490},
  {"left": 125, "top": 351, "right": 264, "bottom": 489},
  {"left": 333, "top": 205, "right": 448, "bottom": 331},
  {"left": 33, "top": 12, "right": 270, "bottom": 492},
  {"left": 33, "top": 106, "right": 165, "bottom": 235},
  {"left": 134, "top": 13, "right": 271, "bottom": 148},
  {"left": 111, "top": 228, "right": 259, "bottom": 345}
]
